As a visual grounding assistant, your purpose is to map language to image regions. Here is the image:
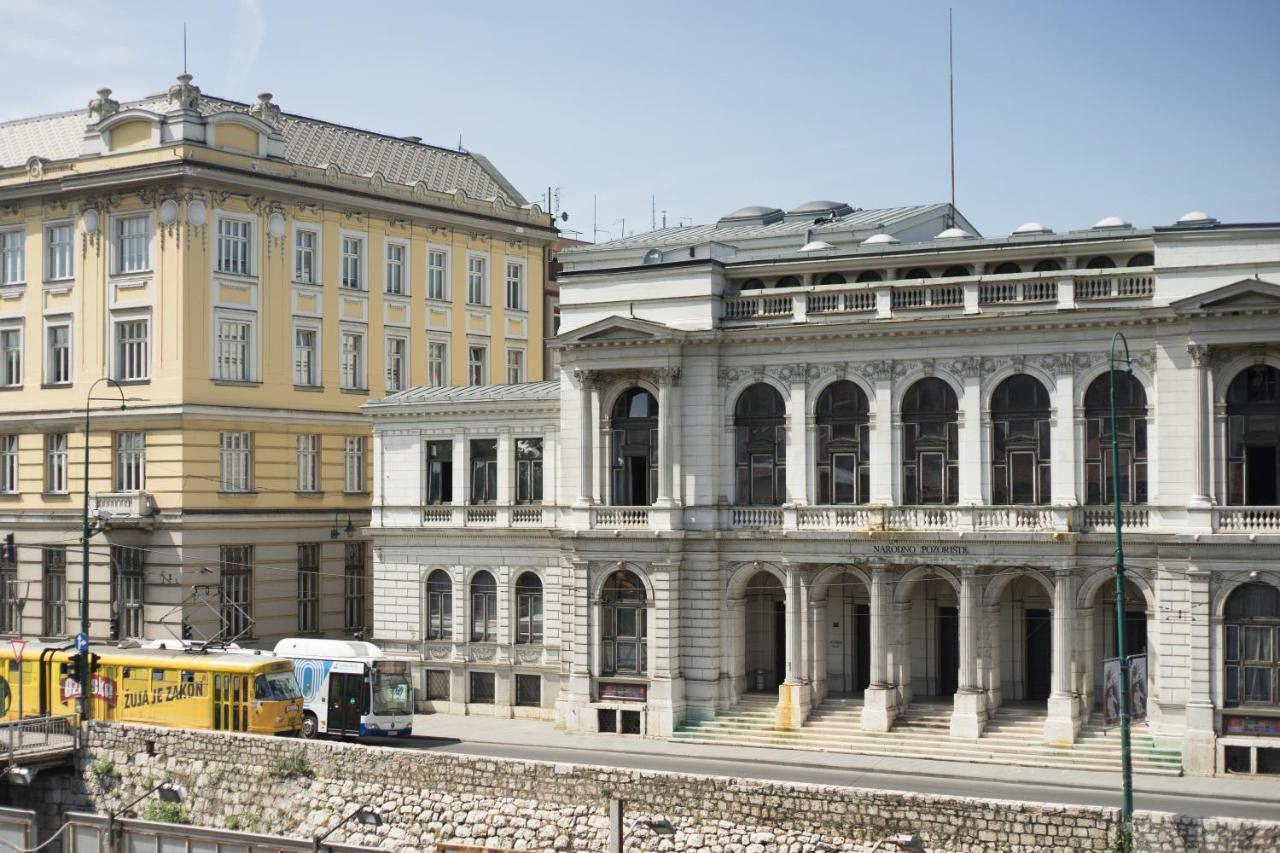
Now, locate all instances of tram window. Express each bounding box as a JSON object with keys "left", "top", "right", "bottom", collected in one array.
[
  {"left": 182, "top": 671, "right": 195, "bottom": 685},
  {"left": 152, "top": 669, "right": 167, "bottom": 682},
  {"left": 122, "top": 668, "right": 132, "bottom": 678}
]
